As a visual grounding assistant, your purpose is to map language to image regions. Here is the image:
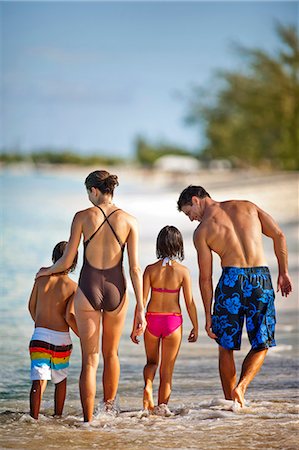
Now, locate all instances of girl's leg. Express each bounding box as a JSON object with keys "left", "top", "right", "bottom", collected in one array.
[
  {"left": 102, "top": 295, "right": 128, "bottom": 403},
  {"left": 54, "top": 378, "right": 67, "bottom": 416},
  {"left": 143, "top": 329, "right": 160, "bottom": 410},
  {"left": 30, "top": 379, "right": 47, "bottom": 419},
  {"left": 158, "top": 326, "right": 182, "bottom": 405},
  {"left": 74, "top": 288, "right": 101, "bottom": 422}
]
